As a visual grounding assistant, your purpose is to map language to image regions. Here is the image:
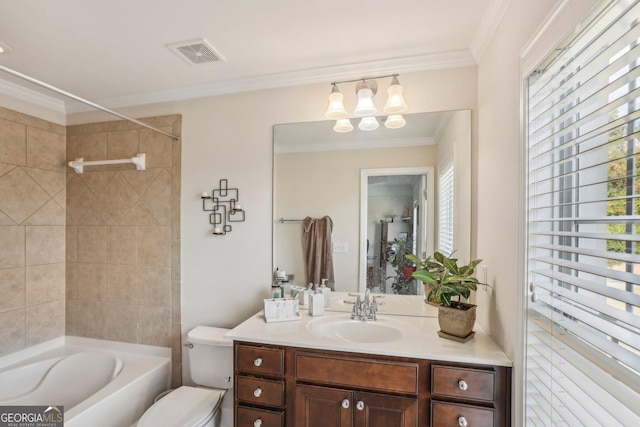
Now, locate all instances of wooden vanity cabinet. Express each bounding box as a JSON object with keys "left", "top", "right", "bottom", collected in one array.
[{"left": 234, "top": 341, "right": 511, "bottom": 427}]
